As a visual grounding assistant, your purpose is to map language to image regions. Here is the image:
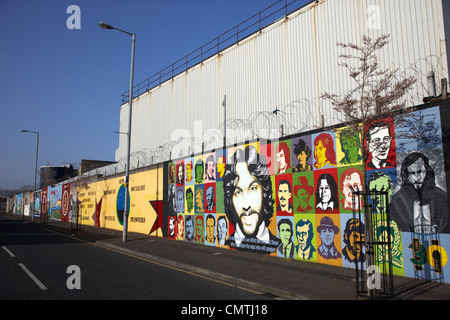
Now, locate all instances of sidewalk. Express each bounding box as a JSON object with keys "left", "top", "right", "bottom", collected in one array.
[{"left": 11, "top": 214, "right": 450, "bottom": 300}]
